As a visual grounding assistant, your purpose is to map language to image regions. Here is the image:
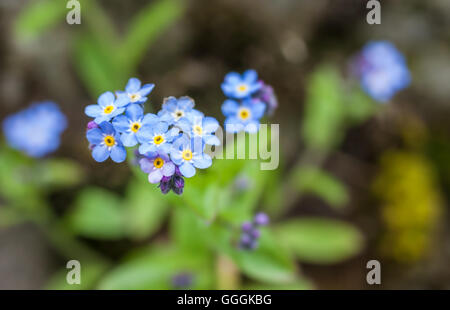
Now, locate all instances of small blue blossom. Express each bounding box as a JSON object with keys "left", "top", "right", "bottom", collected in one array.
[
  {"left": 85, "top": 91, "right": 129, "bottom": 124},
  {"left": 3, "top": 102, "right": 67, "bottom": 158},
  {"left": 158, "top": 96, "right": 200, "bottom": 125},
  {"left": 354, "top": 41, "right": 411, "bottom": 102},
  {"left": 221, "top": 99, "right": 266, "bottom": 133},
  {"left": 138, "top": 121, "right": 179, "bottom": 155},
  {"left": 112, "top": 104, "right": 158, "bottom": 147},
  {"left": 116, "top": 77, "right": 155, "bottom": 105},
  {"left": 170, "top": 136, "right": 212, "bottom": 178},
  {"left": 221, "top": 70, "right": 262, "bottom": 99},
  {"left": 86, "top": 121, "right": 126, "bottom": 163},
  {"left": 139, "top": 151, "right": 176, "bottom": 184},
  {"left": 179, "top": 114, "right": 221, "bottom": 146}
]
